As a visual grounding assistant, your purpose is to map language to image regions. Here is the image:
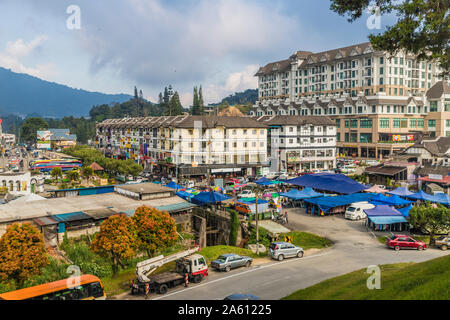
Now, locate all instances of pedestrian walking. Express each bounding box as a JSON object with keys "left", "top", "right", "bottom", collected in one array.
[
  {"left": 284, "top": 211, "right": 288, "bottom": 224},
  {"left": 145, "top": 283, "right": 150, "bottom": 300}
]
